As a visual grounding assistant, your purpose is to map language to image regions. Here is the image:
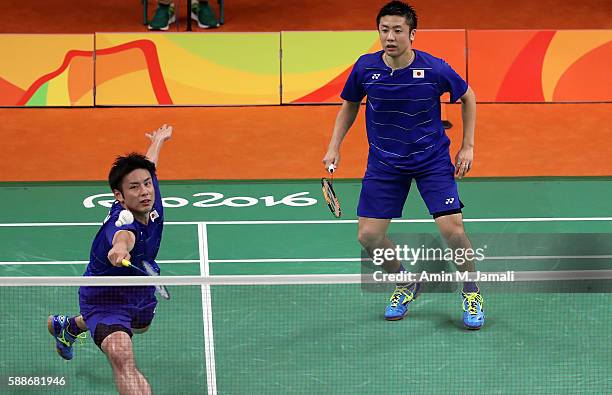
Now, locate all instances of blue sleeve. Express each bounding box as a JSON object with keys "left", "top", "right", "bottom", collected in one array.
[
  {"left": 151, "top": 170, "right": 163, "bottom": 216},
  {"left": 340, "top": 58, "right": 366, "bottom": 103},
  {"left": 438, "top": 60, "right": 468, "bottom": 103}
]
